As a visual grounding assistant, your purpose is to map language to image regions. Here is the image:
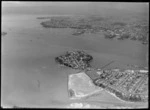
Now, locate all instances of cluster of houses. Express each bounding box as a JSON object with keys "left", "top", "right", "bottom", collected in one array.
[{"left": 86, "top": 68, "right": 148, "bottom": 102}]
